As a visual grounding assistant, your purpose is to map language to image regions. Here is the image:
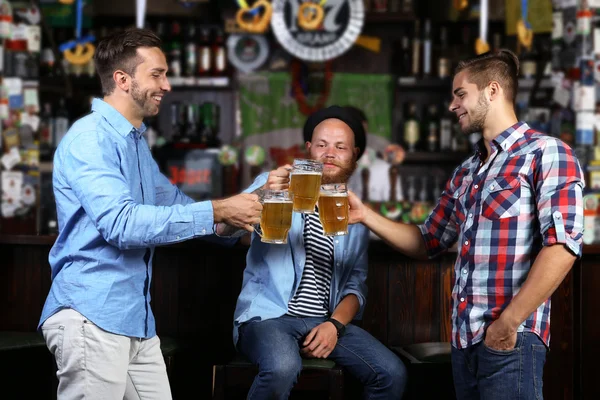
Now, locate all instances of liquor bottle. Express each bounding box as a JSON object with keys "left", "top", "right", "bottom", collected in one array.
[
  {"left": 407, "top": 176, "right": 416, "bottom": 202},
  {"left": 212, "top": 28, "right": 227, "bottom": 76},
  {"left": 424, "top": 104, "right": 440, "bottom": 152},
  {"left": 419, "top": 176, "right": 428, "bottom": 202},
  {"left": 54, "top": 98, "right": 69, "bottom": 147},
  {"left": 168, "top": 21, "right": 182, "bottom": 78},
  {"left": 39, "top": 102, "right": 54, "bottom": 160},
  {"left": 520, "top": 42, "right": 538, "bottom": 79},
  {"left": 184, "top": 104, "right": 197, "bottom": 142},
  {"left": 197, "top": 27, "right": 212, "bottom": 76},
  {"left": 412, "top": 20, "right": 421, "bottom": 77},
  {"left": 403, "top": 102, "right": 420, "bottom": 152},
  {"left": 422, "top": 19, "right": 432, "bottom": 77},
  {"left": 183, "top": 22, "right": 197, "bottom": 78},
  {"left": 170, "top": 102, "right": 183, "bottom": 142},
  {"left": 437, "top": 25, "right": 451, "bottom": 79},
  {"left": 439, "top": 101, "right": 453, "bottom": 151}
]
